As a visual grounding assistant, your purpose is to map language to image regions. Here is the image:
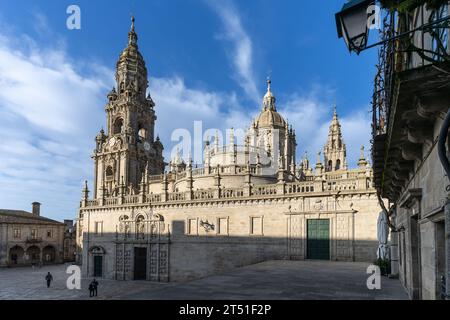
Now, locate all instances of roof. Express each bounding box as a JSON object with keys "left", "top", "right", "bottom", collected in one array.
[
  {"left": 0, "top": 209, "right": 64, "bottom": 225},
  {"left": 254, "top": 109, "right": 287, "bottom": 129}
]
